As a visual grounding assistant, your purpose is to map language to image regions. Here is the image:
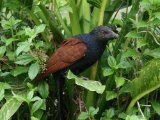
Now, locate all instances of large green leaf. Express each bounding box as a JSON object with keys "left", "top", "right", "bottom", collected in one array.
[
  {"left": 125, "top": 31, "right": 143, "bottom": 39},
  {"left": 16, "top": 41, "right": 32, "bottom": 55},
  {"left": 0, "top": 97, "right": 23, "bottom": 120},
  {"left": 11, "top": 66, "right": 28, "bottom": 76},
  {"left": 144, "top": 48, "right": 160, "bottom": 58},
  {"left": 15, "top": 54, "right": 35, "bottom": 65},
  {"left": 67, "top": 71, "right": 105, "bottom": 94},
  {"left": 38, "top": 82, "right": 49, "bottom": 99},
  {"left": 106, "top": 91, "right": 117, "bottom": 101},
  {"left": 0, "top": 82, "right": 11, "bottom": 90},
  {"left": 28, "top": 62, "right": 40, "bottom": 80},
  {"left": 31, "top": 99, "right": 45, "bottom": 114}
]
